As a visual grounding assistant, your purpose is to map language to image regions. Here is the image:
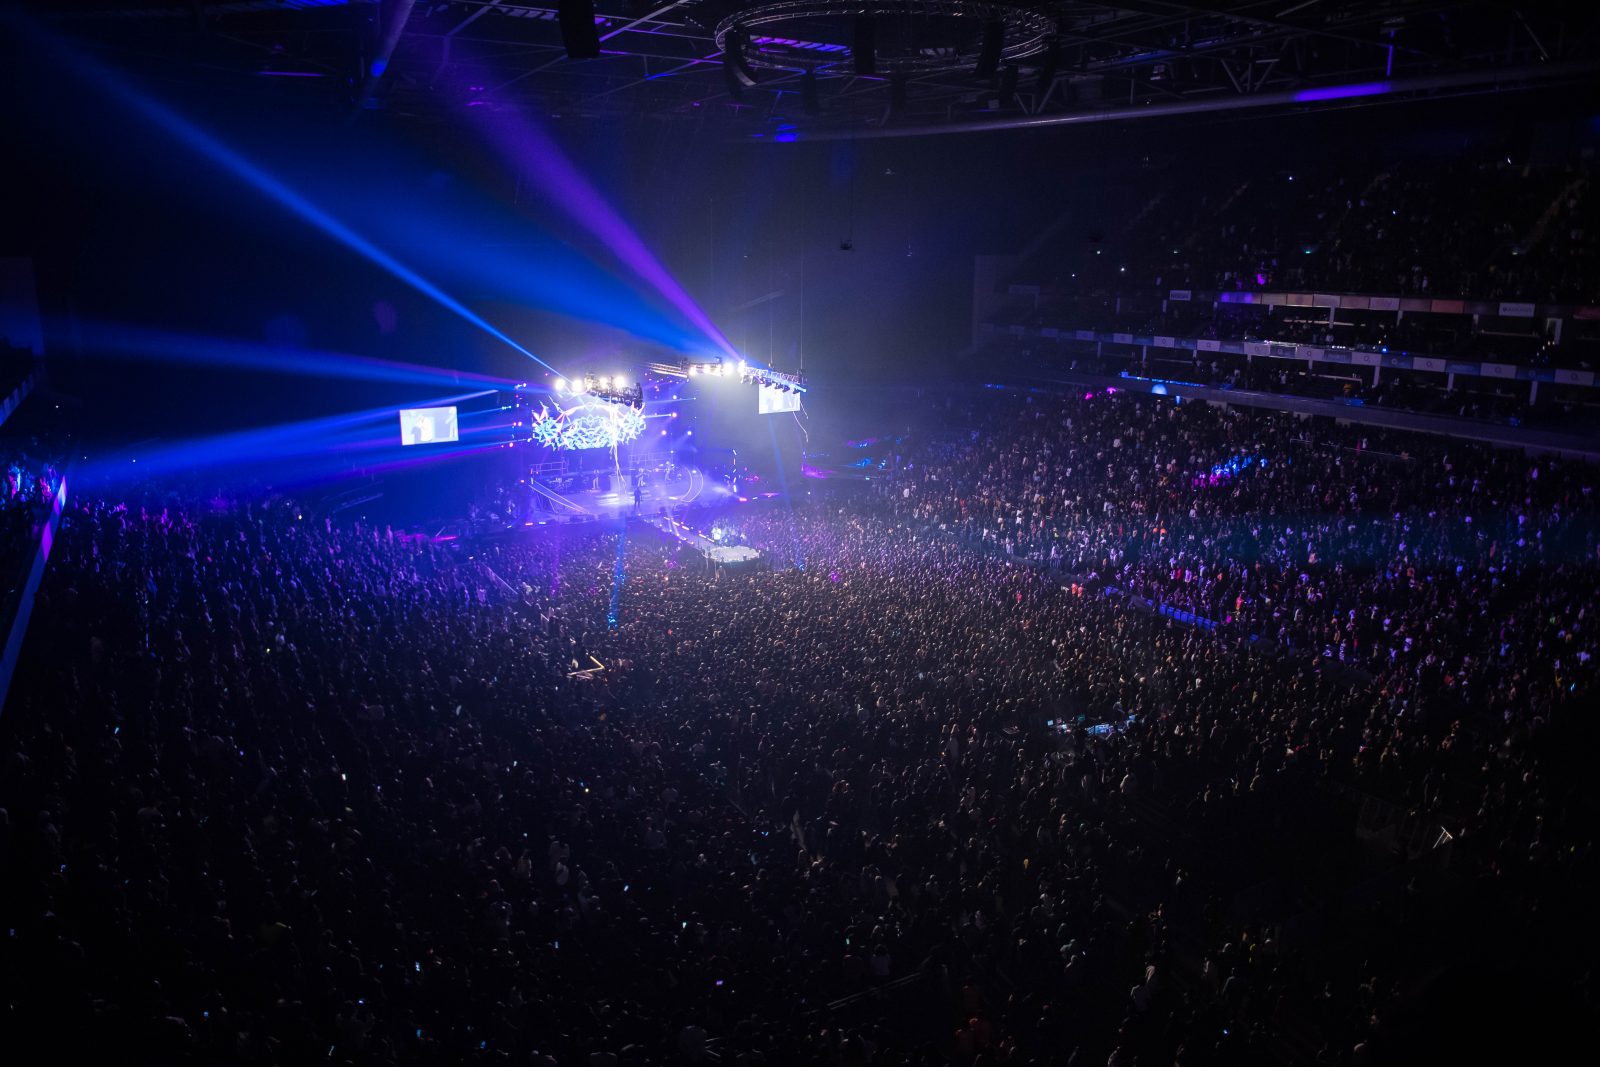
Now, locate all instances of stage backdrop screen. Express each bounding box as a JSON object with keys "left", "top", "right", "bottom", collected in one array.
[
  {"left": 398, "top": 406, "right": 459, "bottom": 446},
  {"left": 758, "top": 385, "right": 802, "bottom": 415}
]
